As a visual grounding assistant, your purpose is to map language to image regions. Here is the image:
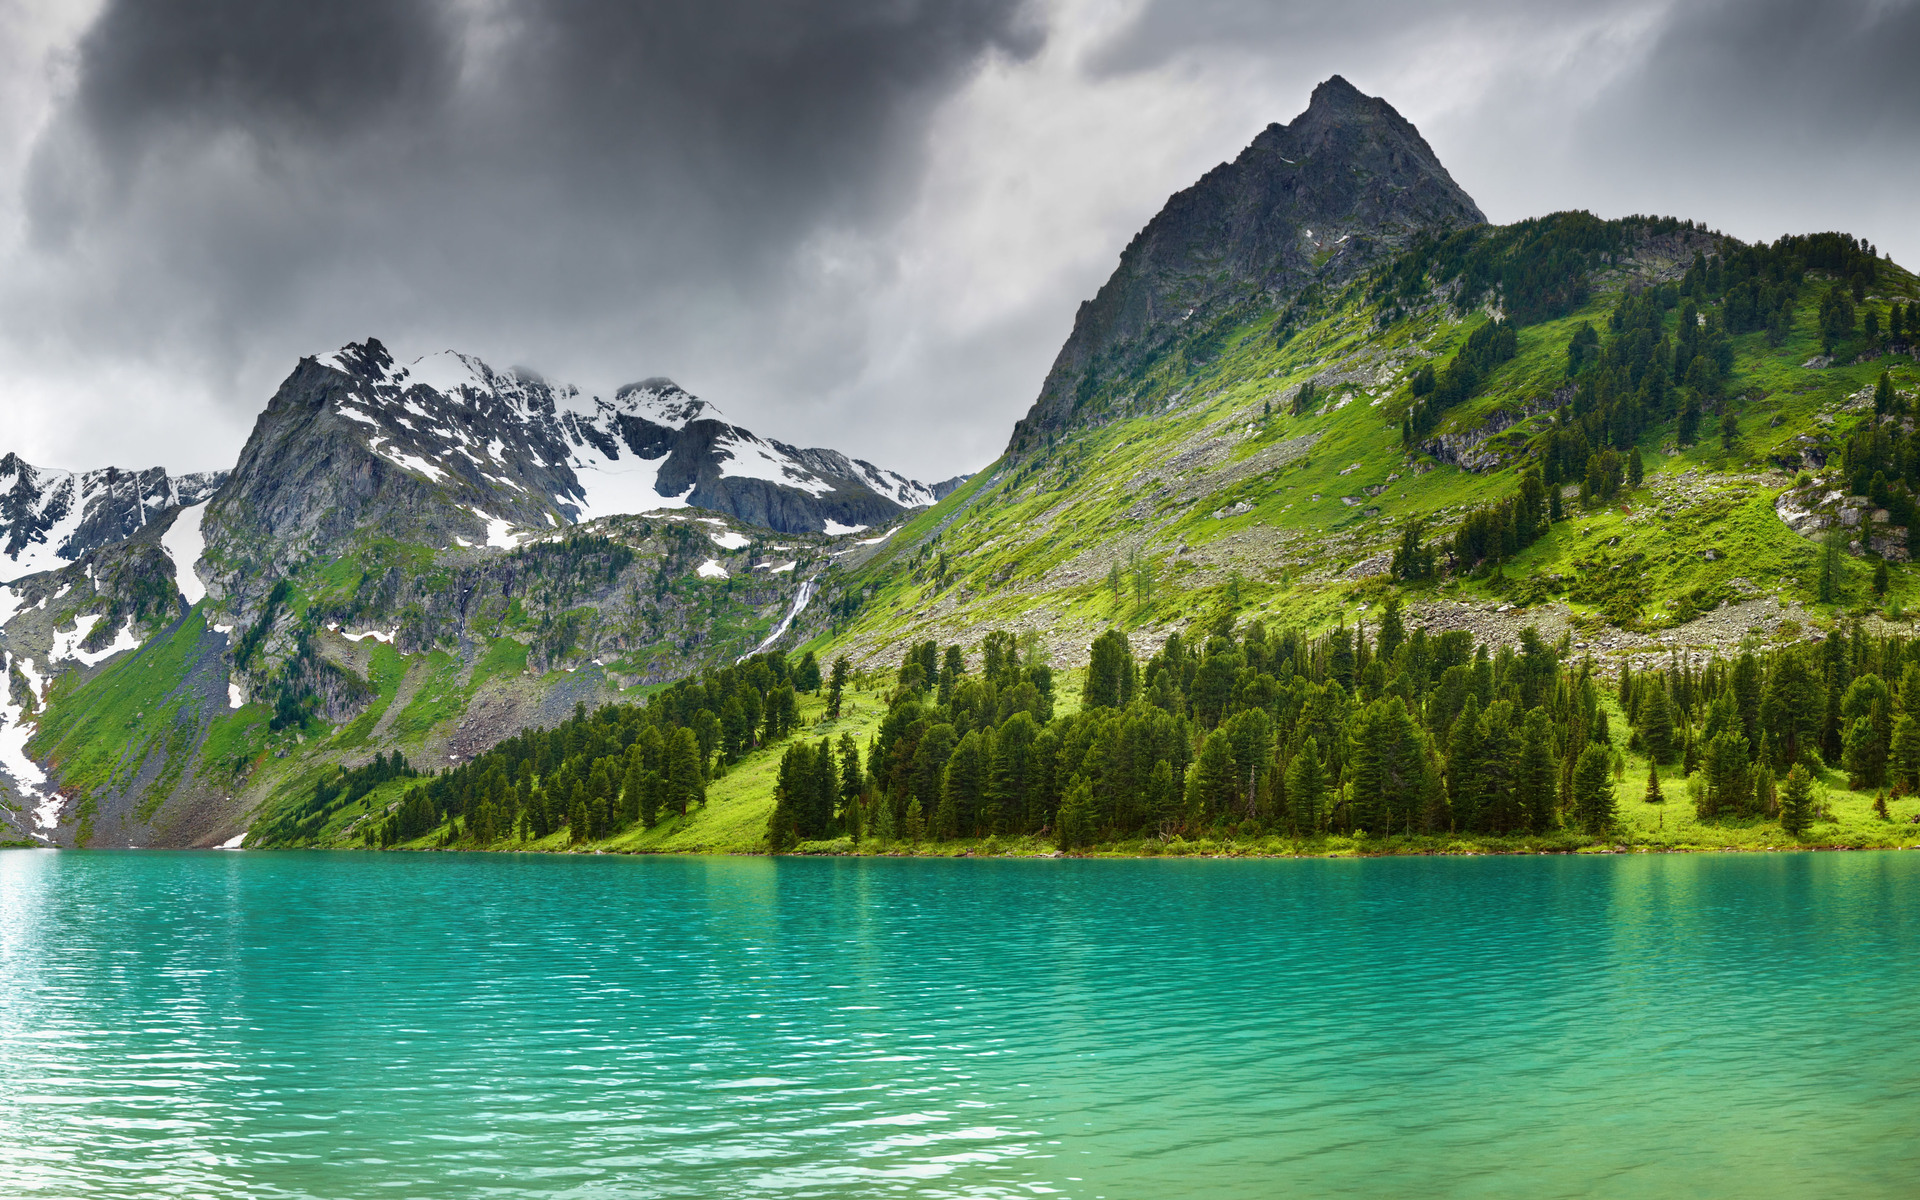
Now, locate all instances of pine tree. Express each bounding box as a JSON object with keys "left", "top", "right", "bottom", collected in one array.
[
  {"left": 1644, "top": 760, "right": 1664, "bottom": 805},
  {"left": 903, "top": 798, "right": 926, "bottom": 844},
  {"left": 1515, "top": 707, "right": 1558, "bottom": 833},
  {"left": 838, "top": 732, "right": 864, "bottom": 839},
  {"left": 622, "top": 759, "right": 649, "bottom": 828},
  {"left": 1779, "top": 763, "right": 1813, "bottom": 837},
  {"left": 827, "top": 656, "right": 851, "bottom": 719},
  {"left": 1446, "top": 694, "right": 1487, "bottom": 832},
  {"left": 1186, "top": 729, "right": 1238, "bottom": 829},
  {"left": 1891, "top": 711, "right": 1920, "bottom": 793},
  {"left": 794, "top": 650, "right": 823, "bottom": 694},
  {"left": 666, "top": 727, "right": 704, "bottom": 816},
  {"left": 1057, "top": 778, "right": 1096, "bottom": 850},
  {"left": 1286, "top": 737, "right": 1327, "bottom": 835},
  {"left": 1637, "top": 680, "right": 1676, "bottom": 764},
  {"left": 1571, "top": 743, "right": 1616, "bottom": 834},
  {"left": 1369, "top": 594, "right": 1404, "bottom": 665},
  {"left": 1818, "top": 526, "right": 1847, "bottom": 605}
]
